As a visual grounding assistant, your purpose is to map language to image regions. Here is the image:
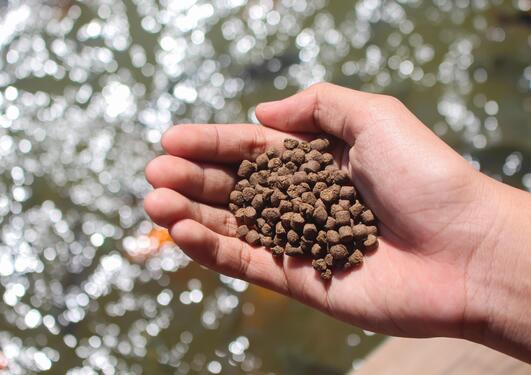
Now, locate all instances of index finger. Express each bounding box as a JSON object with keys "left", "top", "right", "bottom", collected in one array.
[{"left": 161, "top": 124, "right": 312, "bottom": 163}]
